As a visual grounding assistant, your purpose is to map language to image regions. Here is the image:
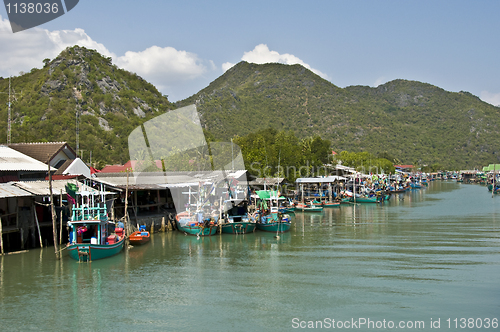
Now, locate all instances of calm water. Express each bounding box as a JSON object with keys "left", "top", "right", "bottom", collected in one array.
[{"left": 1, "top": 181, "right": 499, "bottom": 331}]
